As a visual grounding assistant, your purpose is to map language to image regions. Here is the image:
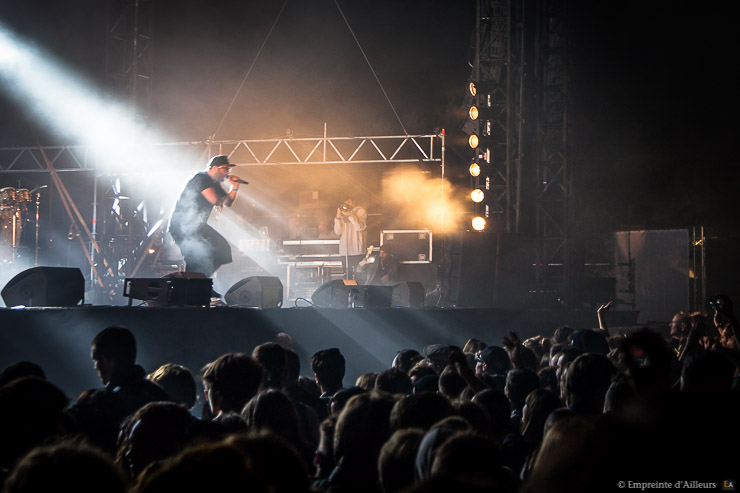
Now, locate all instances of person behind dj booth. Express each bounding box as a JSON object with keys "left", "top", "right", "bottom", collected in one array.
[
  {"left": 168, "top": 154, "right": 244, "bottom": 277},
  {"left": 333, "top": 198, "right": 367, "bottom": 280},
  {"left": 356, "top": 244, "right": 399, "bottom": 285}
]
